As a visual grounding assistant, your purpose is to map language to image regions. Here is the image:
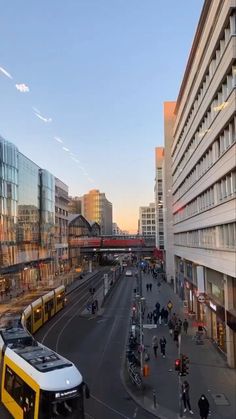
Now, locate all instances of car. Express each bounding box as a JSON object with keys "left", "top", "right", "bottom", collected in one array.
[{"left": 125, "top": 270, "right": 133, "bottom": 277}]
